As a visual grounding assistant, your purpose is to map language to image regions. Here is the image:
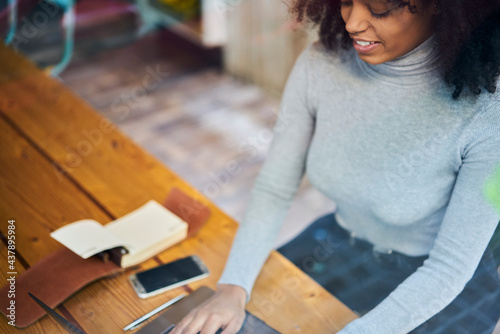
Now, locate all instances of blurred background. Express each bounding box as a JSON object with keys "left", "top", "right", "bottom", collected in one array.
[
  {"left": 1, "top": 2, "right": 499, "bottom": 332},
  {"left": 0, "top": 0, "right": 334, "bottom": 247}
]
